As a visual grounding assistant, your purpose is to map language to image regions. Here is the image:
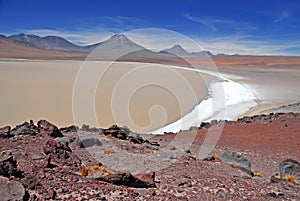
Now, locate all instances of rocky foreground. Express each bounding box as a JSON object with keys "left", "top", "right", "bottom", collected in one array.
[{"left": 0, "top": 113, "right": 299, "bottom": 200}]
